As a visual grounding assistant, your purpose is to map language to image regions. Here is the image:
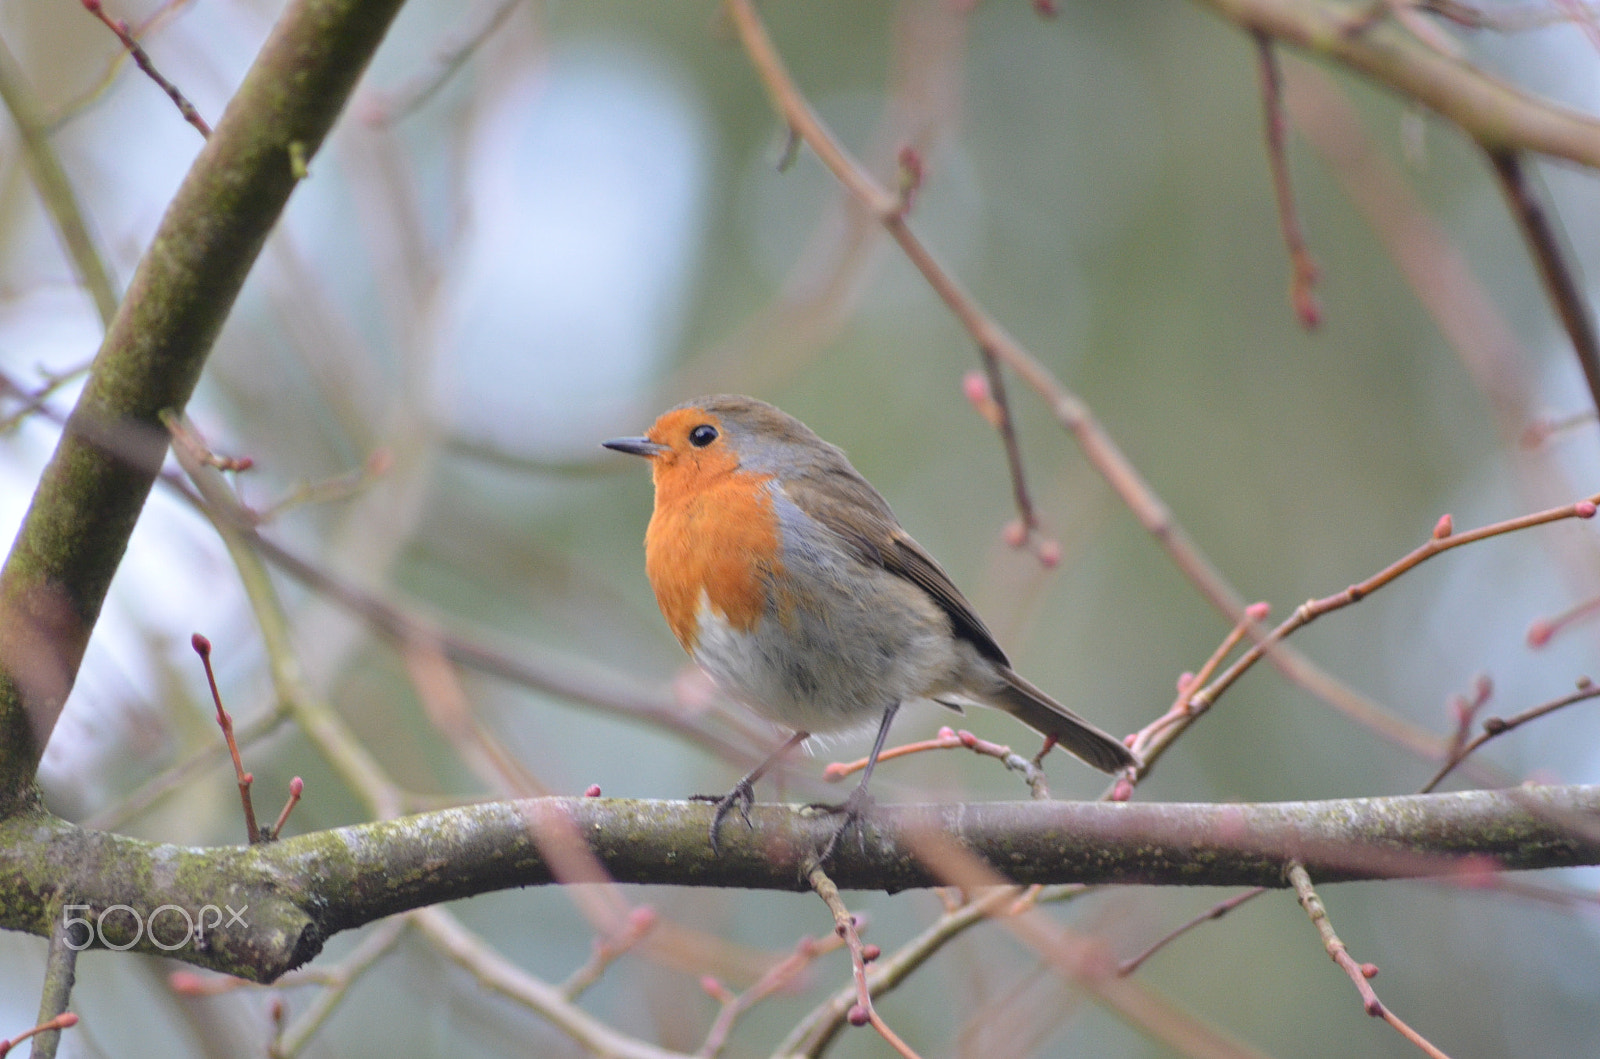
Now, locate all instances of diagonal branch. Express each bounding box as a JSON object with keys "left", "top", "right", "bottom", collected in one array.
[
  {"left": 0, "top": 0, "right": 407, "bottom": 811},
  {"left": 1487, "top": 149, "right": 1600, "bottom": 424}
]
